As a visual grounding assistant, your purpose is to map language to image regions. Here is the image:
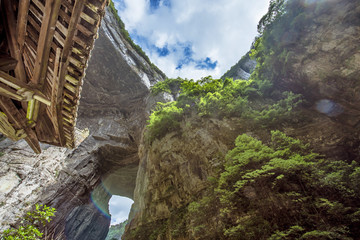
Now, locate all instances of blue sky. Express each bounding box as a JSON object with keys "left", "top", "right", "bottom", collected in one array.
[
  {"left": 109, "top": 196, "right": 133, "bottom": 225},
  {"left": 112, "top": 0, "right": 270, "bottom": 79}
]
